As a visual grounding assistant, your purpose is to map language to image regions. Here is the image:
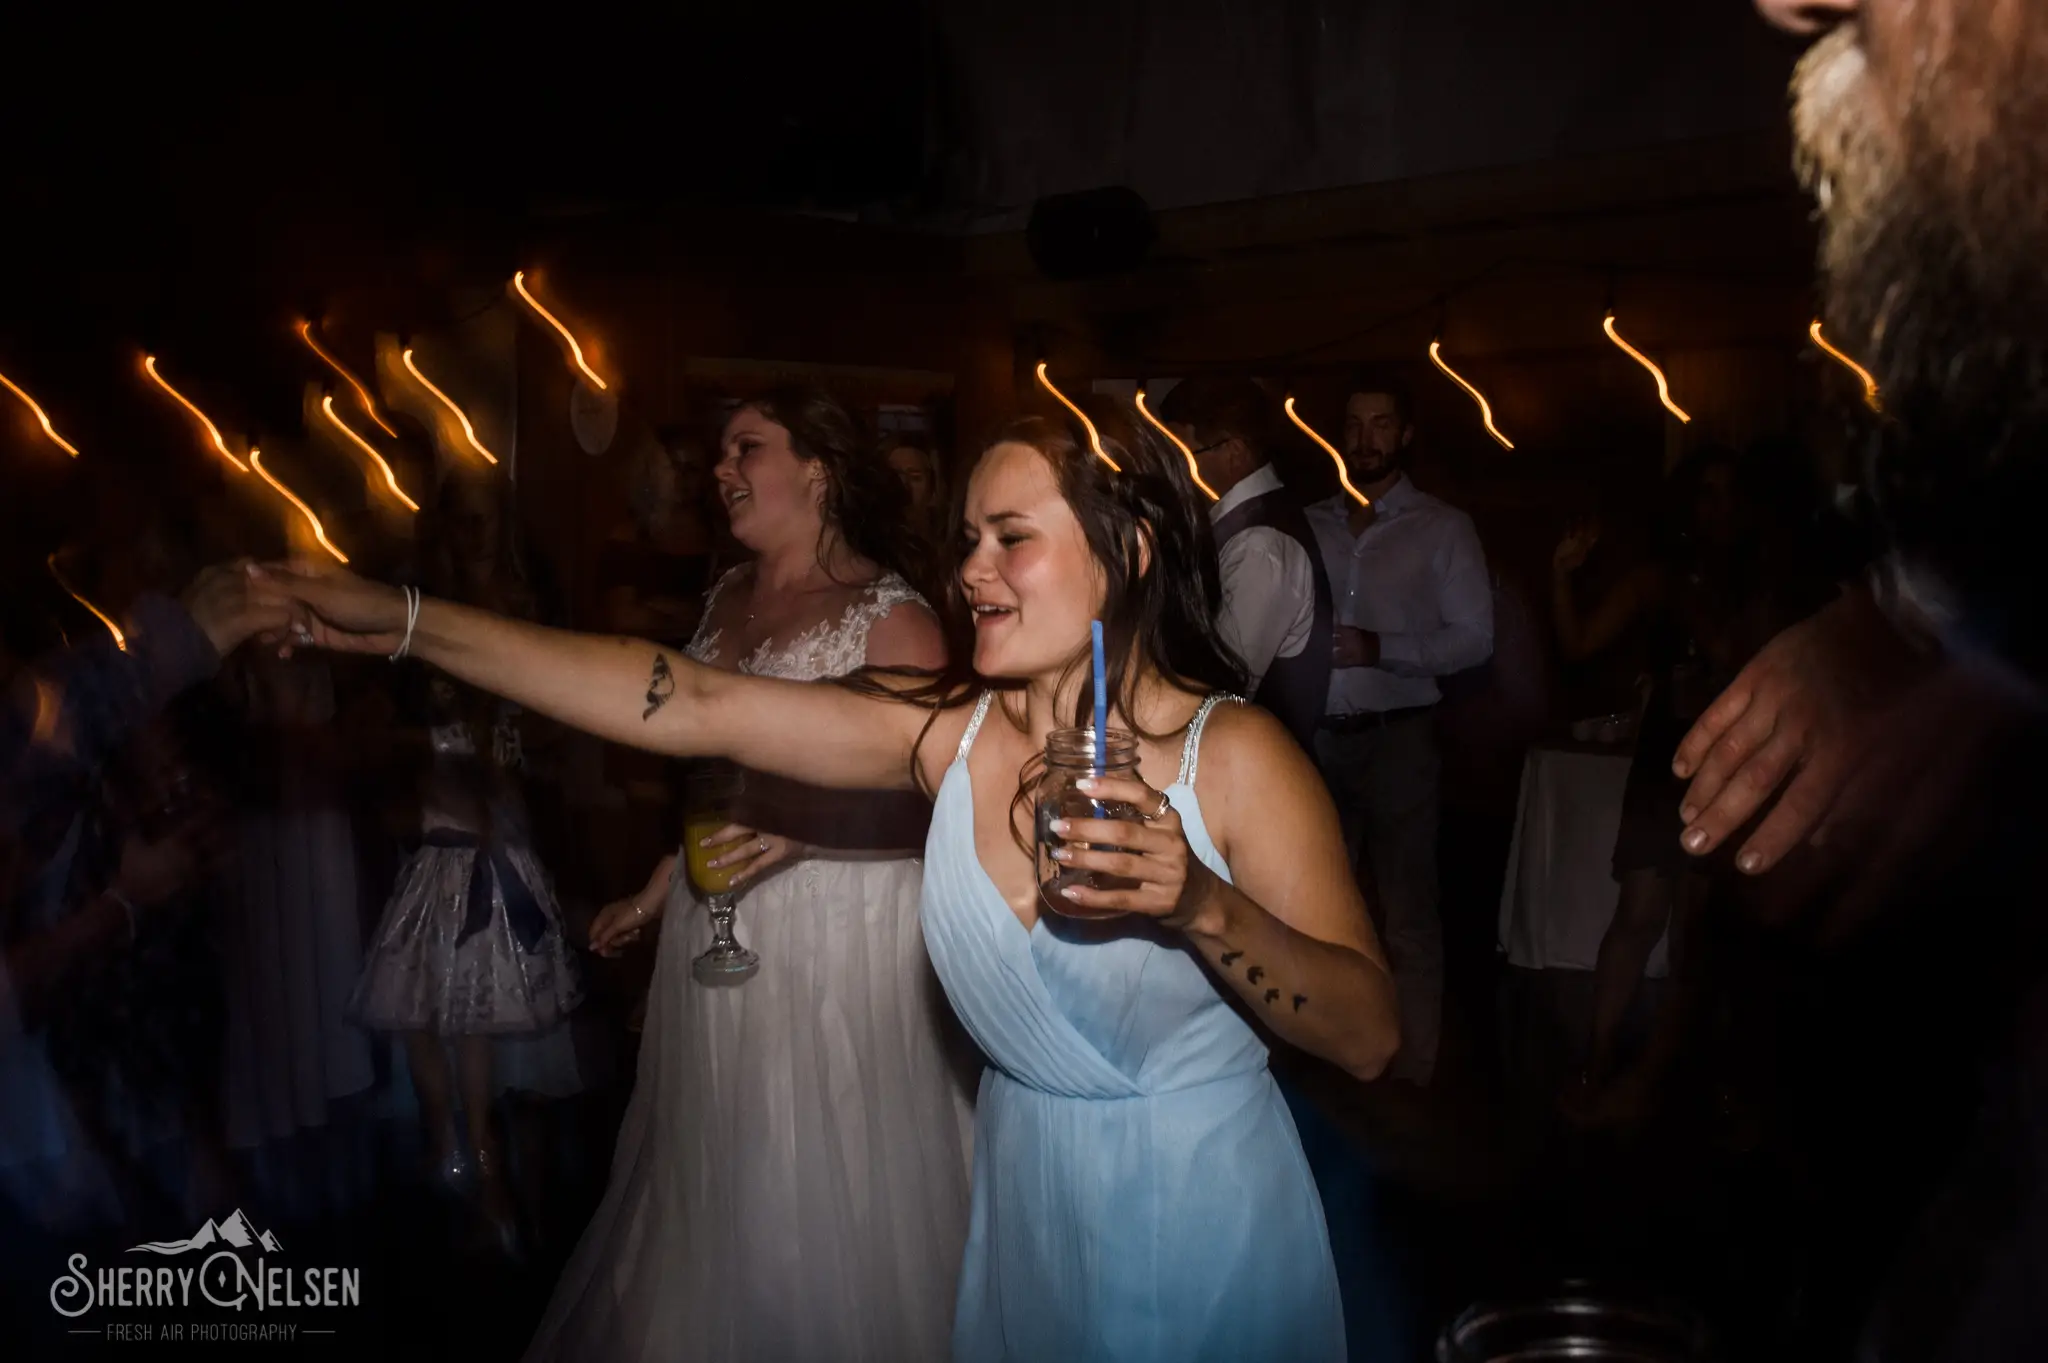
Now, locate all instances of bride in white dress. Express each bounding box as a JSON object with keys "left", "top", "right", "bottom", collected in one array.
[{"left": 525, "top": 389, "right": 974, "bottom": 1362}]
